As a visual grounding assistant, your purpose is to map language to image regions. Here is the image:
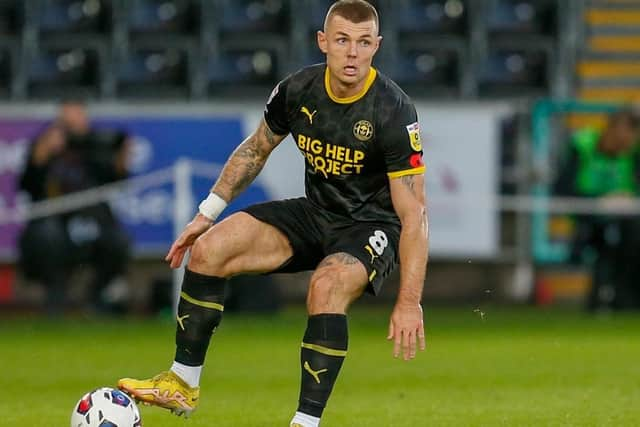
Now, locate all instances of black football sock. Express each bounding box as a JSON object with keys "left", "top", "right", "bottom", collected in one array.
[
  {"left": 174, "top": 268, "right": 227, "bottom": 366},
  {"left": 297, "top": 314, "right": 348, "bottom": 418}
]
